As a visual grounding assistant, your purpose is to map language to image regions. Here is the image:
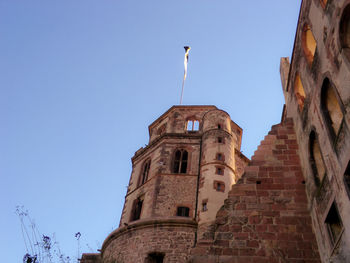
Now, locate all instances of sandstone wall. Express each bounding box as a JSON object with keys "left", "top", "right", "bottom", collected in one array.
[
  {"left": 102, "top": 218, "right": 196, "bottom": 263},
  {"left": 190, "top": 119, "right": 321, "bottom": 263}
]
